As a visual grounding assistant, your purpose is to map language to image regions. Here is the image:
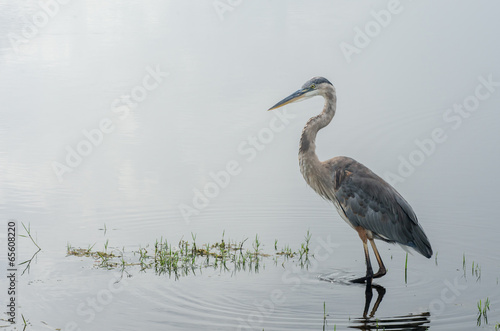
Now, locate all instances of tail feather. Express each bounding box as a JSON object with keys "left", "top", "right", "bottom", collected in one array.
[{"left": 410, "top": 224, "right": 433, "bottom": 258}]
